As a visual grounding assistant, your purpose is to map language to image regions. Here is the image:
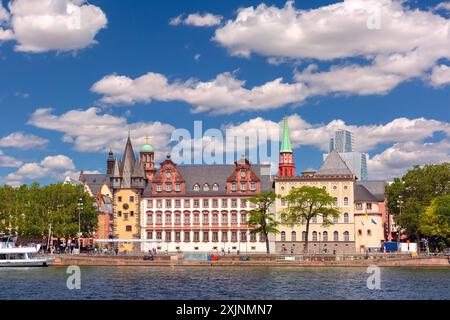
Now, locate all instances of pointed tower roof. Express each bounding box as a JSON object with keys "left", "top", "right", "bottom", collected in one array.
[
  {"left": 317, "top": 150, "right": 353, "bottom": 176},
  {"left": 122, "top": 135, "right": 136, "bottom": 164},
  {"left": 132, "top": 159, "right": 145, "bottom": 177},
  {"left": 280, "top": 117, "right": 293, "bottom": 153},
  {"left": 121, "top": 135, "right": 136, "bottom": 188},
  {"left": 112, "top": 158, "right": 121, "bottom": 177}
]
